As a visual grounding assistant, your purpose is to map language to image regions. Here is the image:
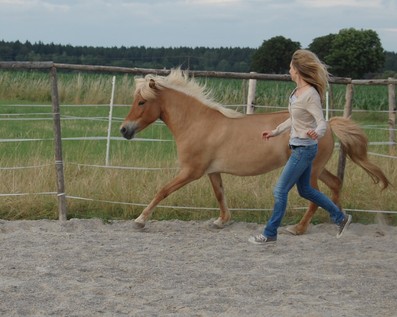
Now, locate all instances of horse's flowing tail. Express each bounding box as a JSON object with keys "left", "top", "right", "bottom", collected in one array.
[{"left": 329, "top": 117, "right": 391, "bottom": 190}]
